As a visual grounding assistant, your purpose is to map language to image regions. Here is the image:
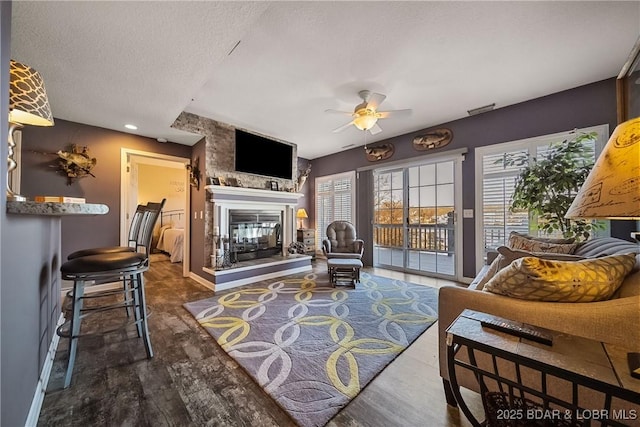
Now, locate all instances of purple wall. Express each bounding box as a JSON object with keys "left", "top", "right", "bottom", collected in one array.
[
  {"left": 16, "top": 79, "right": 628, "bottom": 280},
  {"left": 311, "top": 78, "right": 630, "bottom": 278},
  {"left": 19, "top": 119, "right": 192, "bottom": 261}
]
